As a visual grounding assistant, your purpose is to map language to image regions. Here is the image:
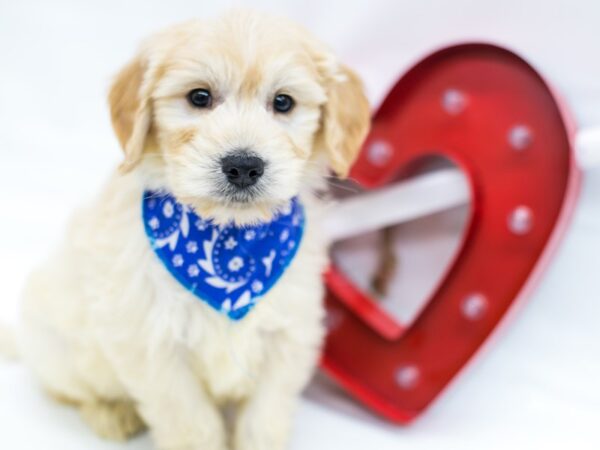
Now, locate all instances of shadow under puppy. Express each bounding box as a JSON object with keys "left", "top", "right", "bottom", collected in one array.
[{"left": 15, "top": 10, "right": 370, "bottom": 450}]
